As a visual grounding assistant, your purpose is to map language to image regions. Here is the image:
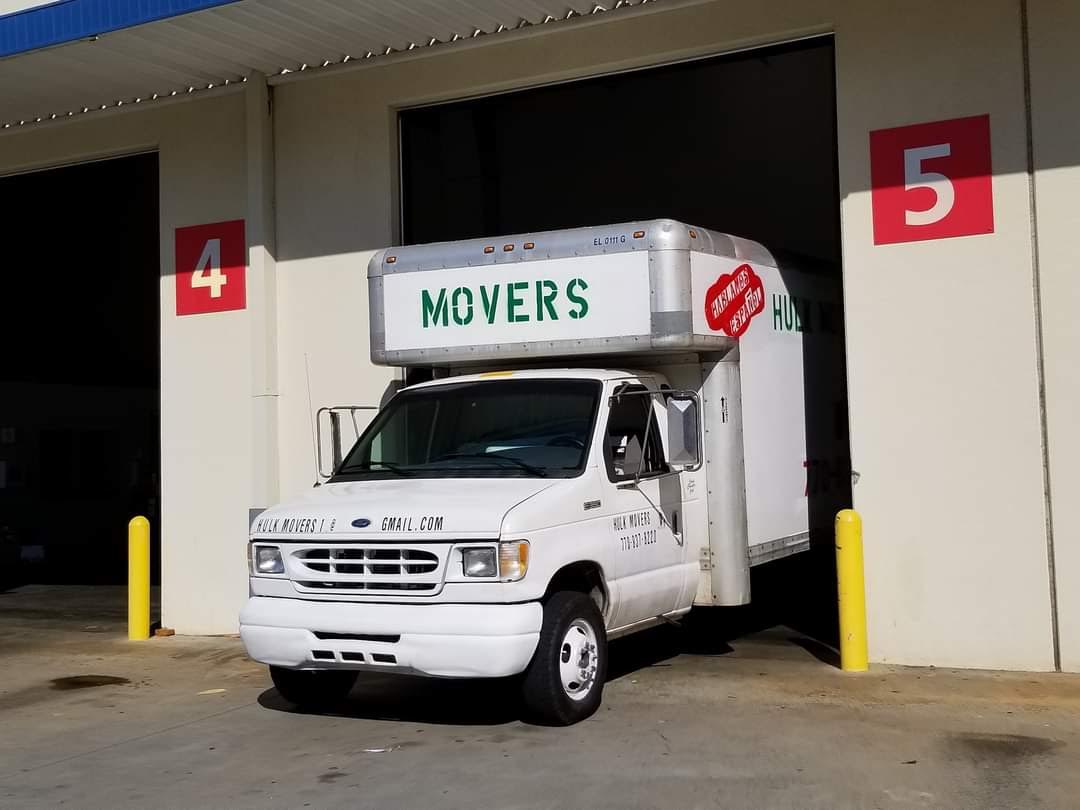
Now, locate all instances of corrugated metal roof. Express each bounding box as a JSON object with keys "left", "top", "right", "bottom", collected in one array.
[{"left": 0, "top": 0, "right": 661, "bottom": 131}]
